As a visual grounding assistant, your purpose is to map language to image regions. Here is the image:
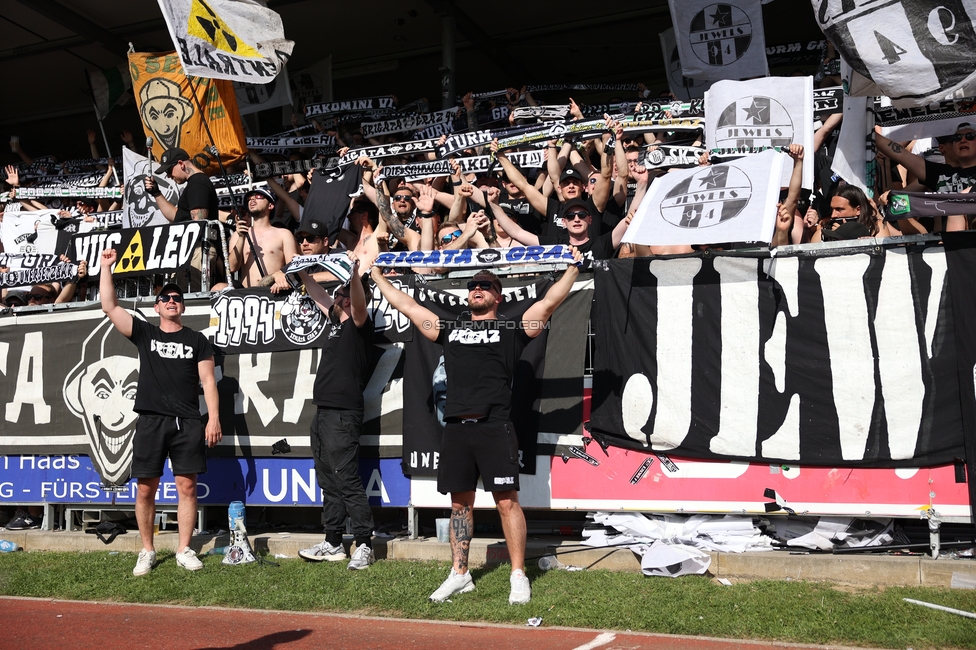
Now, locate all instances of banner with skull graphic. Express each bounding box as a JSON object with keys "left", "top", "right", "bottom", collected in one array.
[{"left": 122, "top": 146, "right": 181, "bottom": 229}]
